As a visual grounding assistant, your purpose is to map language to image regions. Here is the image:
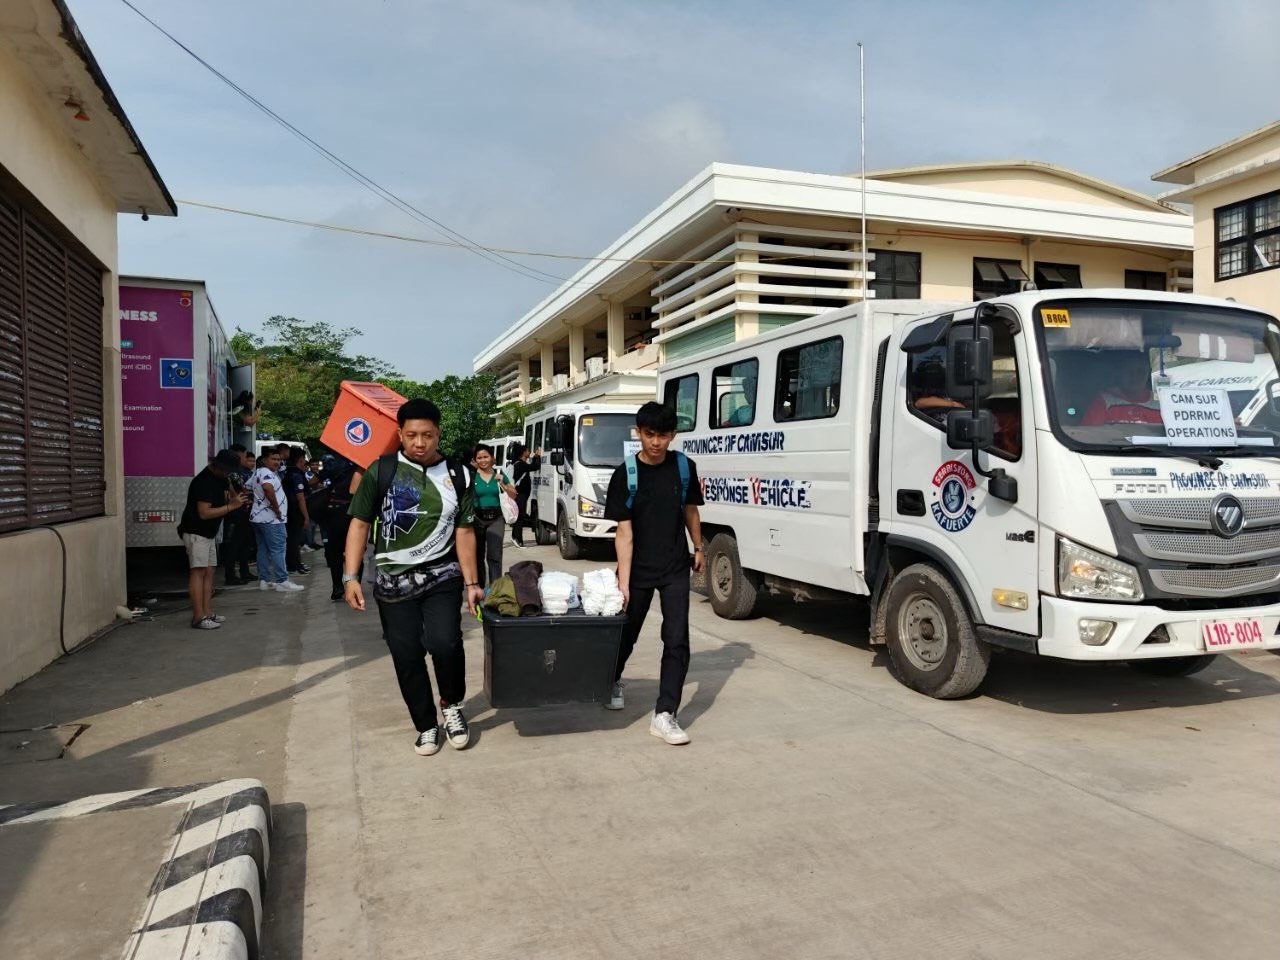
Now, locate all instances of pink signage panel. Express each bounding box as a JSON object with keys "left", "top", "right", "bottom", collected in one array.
[{"left": 120, "top": 285, "right": 194, "bottom": 477}]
